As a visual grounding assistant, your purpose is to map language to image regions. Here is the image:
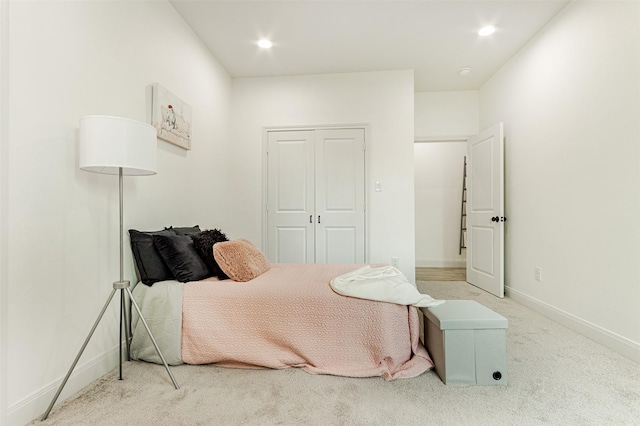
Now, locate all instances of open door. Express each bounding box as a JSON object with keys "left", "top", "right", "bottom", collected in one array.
[{"left": 466, "top": 123, "right": 505, "bottom": 298}]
